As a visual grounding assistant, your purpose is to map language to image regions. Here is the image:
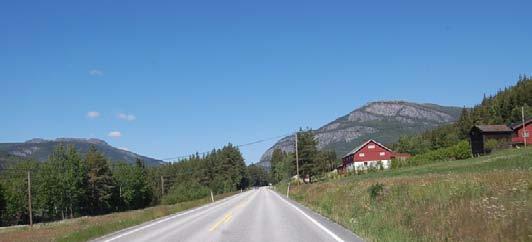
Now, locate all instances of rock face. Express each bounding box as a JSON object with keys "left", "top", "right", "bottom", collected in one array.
[
  {"left": 0, "top": 138, "right": 164, "bottom": 167},
  {"left": 258, "top": 101, "right": 461, "bottom": 168}
]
